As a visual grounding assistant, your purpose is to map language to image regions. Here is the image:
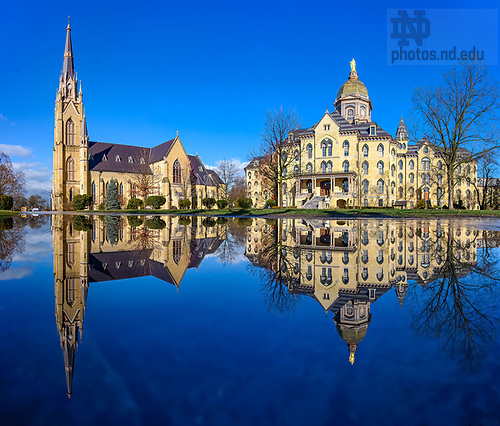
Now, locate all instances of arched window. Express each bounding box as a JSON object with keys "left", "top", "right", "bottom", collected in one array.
[
  {"left": 322, "top": 142, "right": 327, "bottom": 157},
  {"left": 294, "top": 150, "right": 299, "bottom": 161},
  {"left": 437, "top": 174, "right": 442, "bottom": 185},
  {"left": 173, "top": 159, "right": 181, "bottom": 183},
  {"left": 306, "top": 163, "right": 312, "bottom": 173},
  {"left": 391, "top": 164, "right": 395, "bottom": 177},
  {"left": 466, "top": 189, "right": 471, "bottom": 200},
  {"left": 343, "top": 161, "right": 349, "bottom": 172},
  {"left": 409, "top": 173, "right": 414, "bottom": 183},
  {"left": 66, "top": 118, "right": 75, "bottom": 145},
  {"left": 264, "top": 190, "right": 268, "bottom": 199},
  {"left": 69, "top": 188, "right": 73, "bottom": 202},
  {"left": 391, "top": 149, "right": 395, "bottom": 161},
  {"left": 347, "top": 109, "right": 354, "bottom": 119},
  {"left": 321, "top": 161, "right": 327, "bottom": 173},
  {"left": 391, "top": 181, "right": 395, "bottom": 195},
  {"left": 119, "top": 183, "right": 123, "bottom": 198},
  {"left": 409, "top": 187, "right": 414, "bottom": 197},
  {"left": 294, "top": 165, "right": 299, "bottom": 174},
  {"left": 398, "top": 173, "right": 403, "bottom": 184},
  {"left": 307, "top": 144, "right": 313, "bottom": 159},
  {"left": 409, "top": 160, "right": 414, "bottom": 170},
  {"left": 378, "top": 144, "right": 384, "bottom": 157},
  {"left": 327, "top": 141, "right": 332, "bottom": 156},
  {"left": 437, "top": 187, "right": 442, "bottom": 199},
  {"left": 248, "top": 171, "right": 252, "bottom": 179},
  {"left": 362, "top": 145, "right": 368, "bottom": 157},
  {"left": 363, "top": 180, "right": 369, "bottom": 194},
  {"left": 437, "top": 160, "right": 442, "bottom": 170},
  {"left": 378, "top": 179, "right": 384, "bottom": 194},
  {"left": 91, "top": 181, "right": 96, "bottom": 201},
  {"left": 398, "top": 186, "right": 403, "bottom": 198},
  {"left": 422, "top": 158, "right": 430, "bottom": 170},
  {"left": 456, "top": 189, "right": 462, "bottom": 199},
  {"left": 362, "top": 161, "right": 369, "bottom": 175},
  {"left": 343, "top": 141, "right": 349, "bottom": 156},
  {"left": 378, "top": 161, "right": 384, "bottom": 175},
  {"left": 424, "top": 146, "right": 428, "bottom": 153},
  {"left": 327, "top": 161, "right": 332, "bottom": 173},
  {"left": 457, "top": 165, "right": 462, "bottom": 174},
  {"left": 66, "top": 156, "right": 75, "bottom": 180},
  {"left": 398, "top": 160, "right": 403, "bottom": 170}
]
